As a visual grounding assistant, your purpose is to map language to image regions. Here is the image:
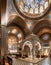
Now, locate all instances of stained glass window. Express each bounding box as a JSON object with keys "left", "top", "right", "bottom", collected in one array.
[
  {"left": 24, "top": 6, "right": 29, "bottom": 12},
  {"left": 29, "top": 8, "right": 34, "bottom": 14},
  {"left": 42, "top": 34, "right": 49, "bottom": 40},
  {"left": 44, "top": 1, "right": 49, "bottom": 9},
  {"left": 14, "top": 0, "right": 50, "bottom": 15},
  {"left": 40, "top": 5, "right": 44, "bottom": 13},
  {"left": 35, "top": 8, "right": 38, "bottom": 14}
]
